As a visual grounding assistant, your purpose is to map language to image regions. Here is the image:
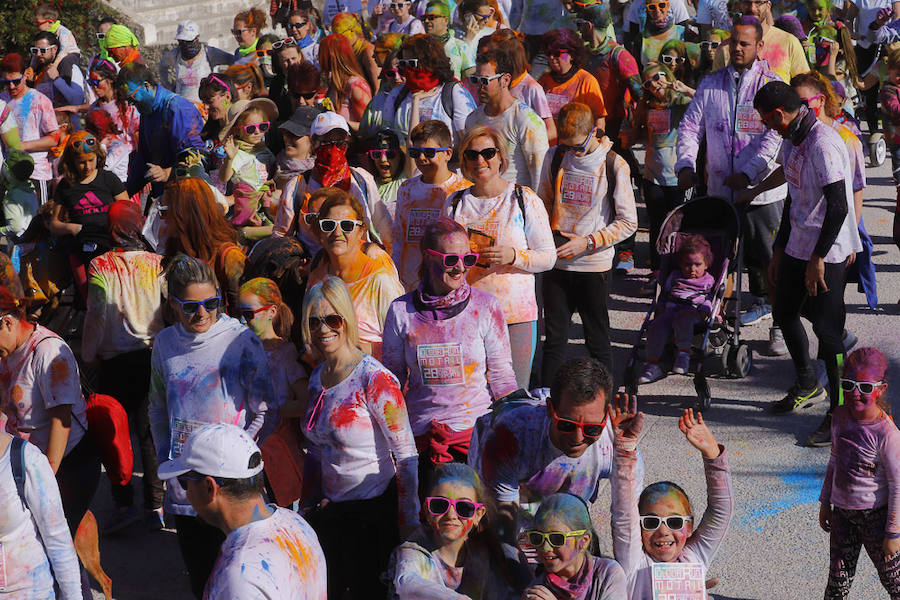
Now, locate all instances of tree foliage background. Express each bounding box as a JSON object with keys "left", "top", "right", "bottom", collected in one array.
[{"left": 1, "top": 0, "right": 125, "bottom": 57}]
